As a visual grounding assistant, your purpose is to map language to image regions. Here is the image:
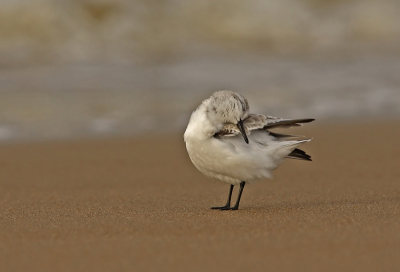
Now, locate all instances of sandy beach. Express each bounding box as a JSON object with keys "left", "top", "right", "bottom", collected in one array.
[{"left": 1, "top": 121, "right": 399, "bottom": 272}]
